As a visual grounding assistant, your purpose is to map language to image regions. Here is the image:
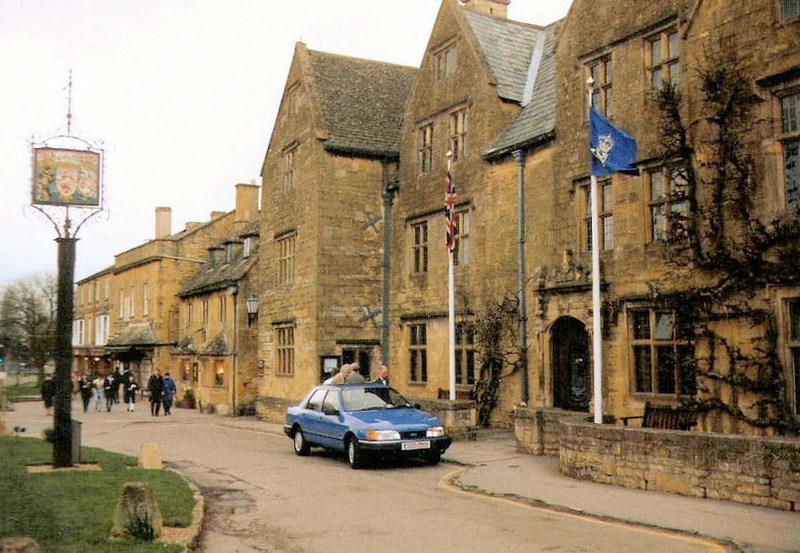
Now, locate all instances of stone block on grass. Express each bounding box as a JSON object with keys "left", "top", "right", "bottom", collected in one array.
[{"left": 109, "top": 482, "right": 164, "bottom": 540}]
